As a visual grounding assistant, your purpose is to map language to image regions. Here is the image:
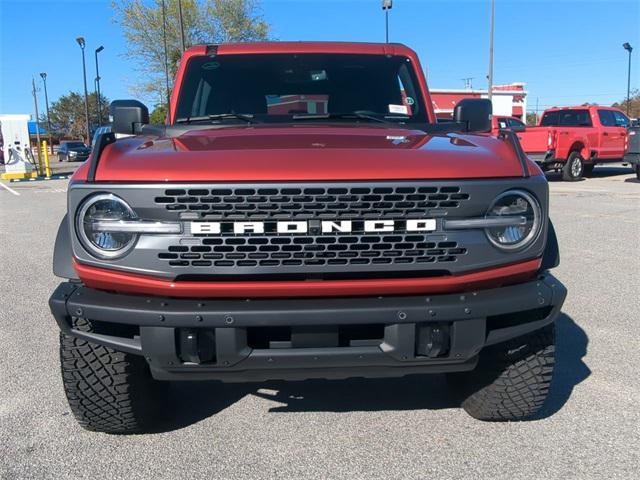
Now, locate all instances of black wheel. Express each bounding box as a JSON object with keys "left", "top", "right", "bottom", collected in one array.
[
  {"left": 636, "top": 164, "right": 640, "bottom": 180},
  {"left": 562, "top": 152, "right": 584, "bottom": 181},
  {"left": 583, "top": 164, "right": 595, "bottom": 176},
  {"left": 60, "top": 317, "right": 166, "bottom": 433},
  {"left": 447, "top": 324, "right": 555, "bottom": 421}
]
